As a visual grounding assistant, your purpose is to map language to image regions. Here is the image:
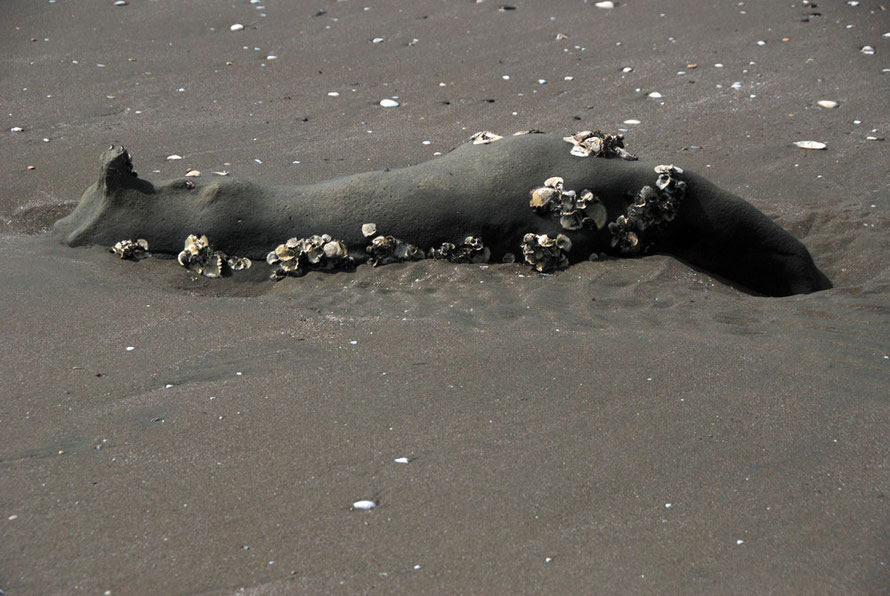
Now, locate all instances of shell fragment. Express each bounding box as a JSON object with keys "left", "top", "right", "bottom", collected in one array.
[{"left": 793, "top": 141, "right": 827, "bottom": 150}]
